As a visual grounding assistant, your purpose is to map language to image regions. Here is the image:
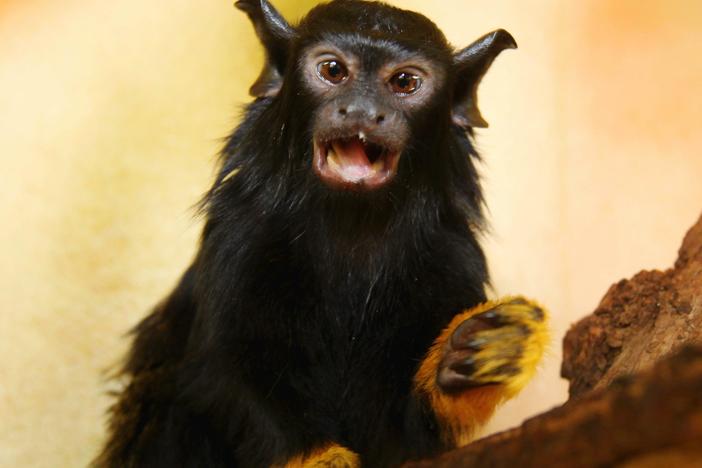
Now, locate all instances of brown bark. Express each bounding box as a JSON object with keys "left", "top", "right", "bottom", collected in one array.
[
  {"left": 562, "top": 213, "right": 702, "bottom": 397},
  {"left": 405, "top": 213, "right": 702, "bottom": 467}
]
